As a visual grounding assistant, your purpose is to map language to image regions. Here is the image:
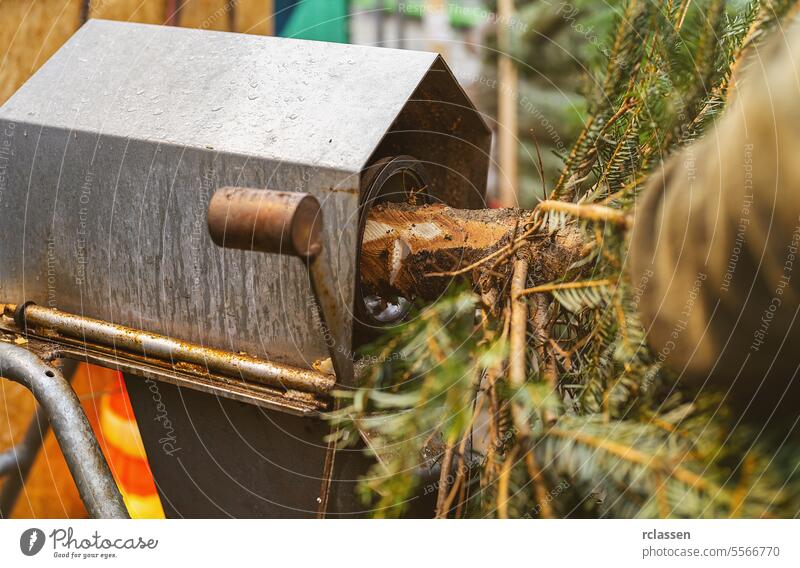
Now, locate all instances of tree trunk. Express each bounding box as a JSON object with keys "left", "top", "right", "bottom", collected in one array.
[{"left": 360, "top": 202, "right": 586, "bottom": 301}]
